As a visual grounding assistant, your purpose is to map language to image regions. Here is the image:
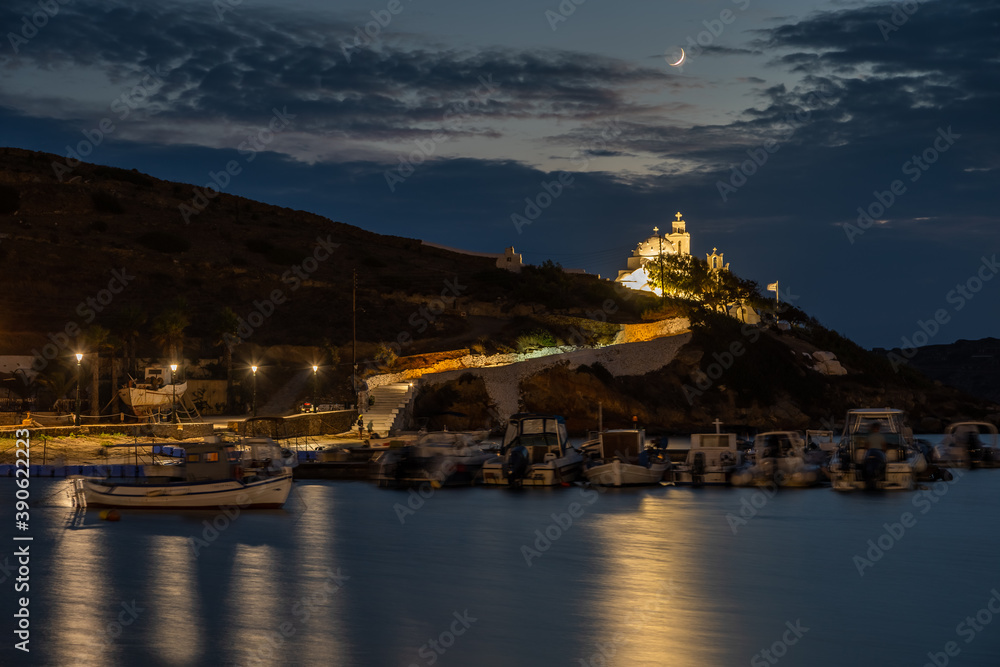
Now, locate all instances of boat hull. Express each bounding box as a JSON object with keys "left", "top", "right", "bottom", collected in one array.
[
  {"left": 78, "top": 473, "right": 293, "bottom": 509},
  {"left": 583, "top": 461, "right": 668, "bottom": 487},
  {"left": 829, "top": 464, "right": 915, "bottom": 491},
  {"left": 481, "top": 459, "right": 582, "bottom": 486},
  {"left": 119, "top": 382, "right": 188, "bottom": 414}
]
